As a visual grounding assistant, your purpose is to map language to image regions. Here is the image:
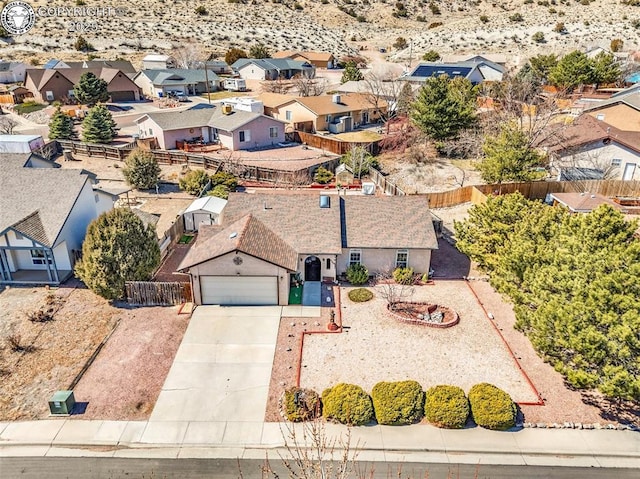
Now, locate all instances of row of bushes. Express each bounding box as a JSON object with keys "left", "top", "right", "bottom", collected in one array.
[
  {"left": 284, "top": 382, "right": 517, "bottom": 430},
  {"left": 346, "top": 264, "right": 426, "bottom": 286}
]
